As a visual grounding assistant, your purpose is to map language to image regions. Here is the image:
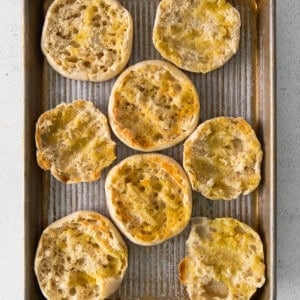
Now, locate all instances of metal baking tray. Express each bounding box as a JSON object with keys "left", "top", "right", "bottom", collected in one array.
[{"left": 24, "top": 0, "right": 276, "bottom": 298}]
